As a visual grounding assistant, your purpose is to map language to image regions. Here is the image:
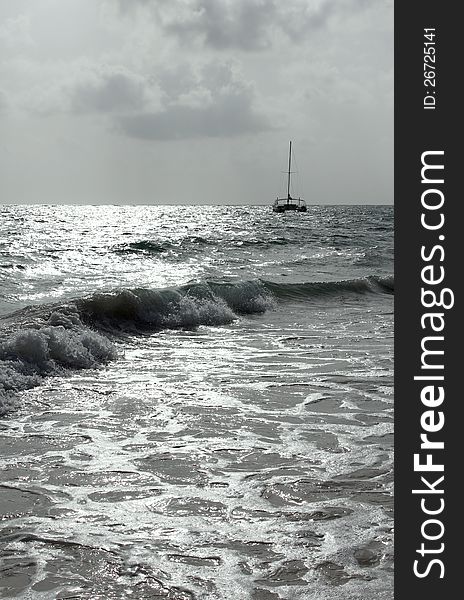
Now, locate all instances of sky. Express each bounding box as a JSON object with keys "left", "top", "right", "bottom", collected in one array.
[{"left": 0, "top": 0, "right": 393, "bottom": 205}]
